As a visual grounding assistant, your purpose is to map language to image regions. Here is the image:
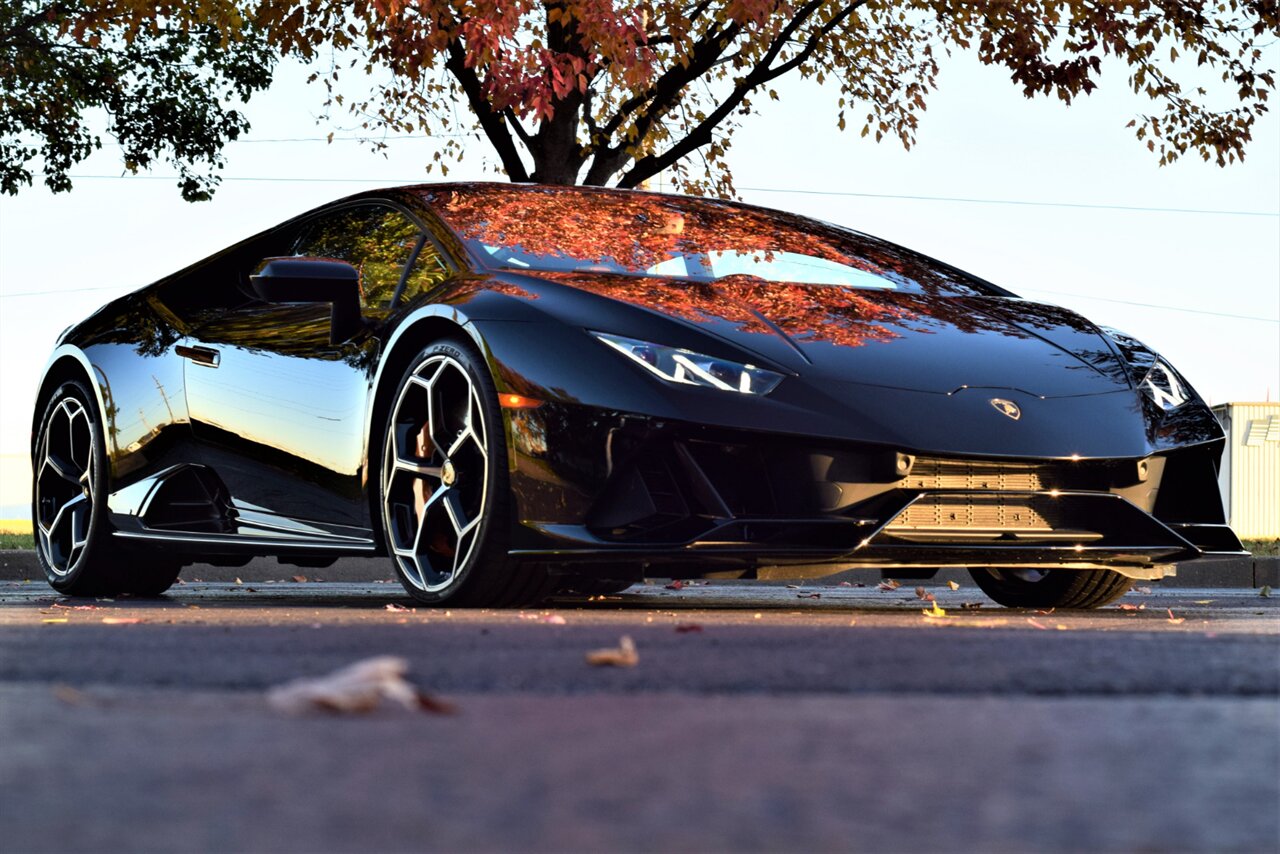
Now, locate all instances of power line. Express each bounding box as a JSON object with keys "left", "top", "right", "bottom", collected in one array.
[
  {"left": 1017, "top": 287, "right": 1279, "bottom": 324},
  {"left": 737, "top": 185, "right": 1279, "bottom": 218},
  {"left": 58, "top": 173, "right": 1280, "bottom": 218}
]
